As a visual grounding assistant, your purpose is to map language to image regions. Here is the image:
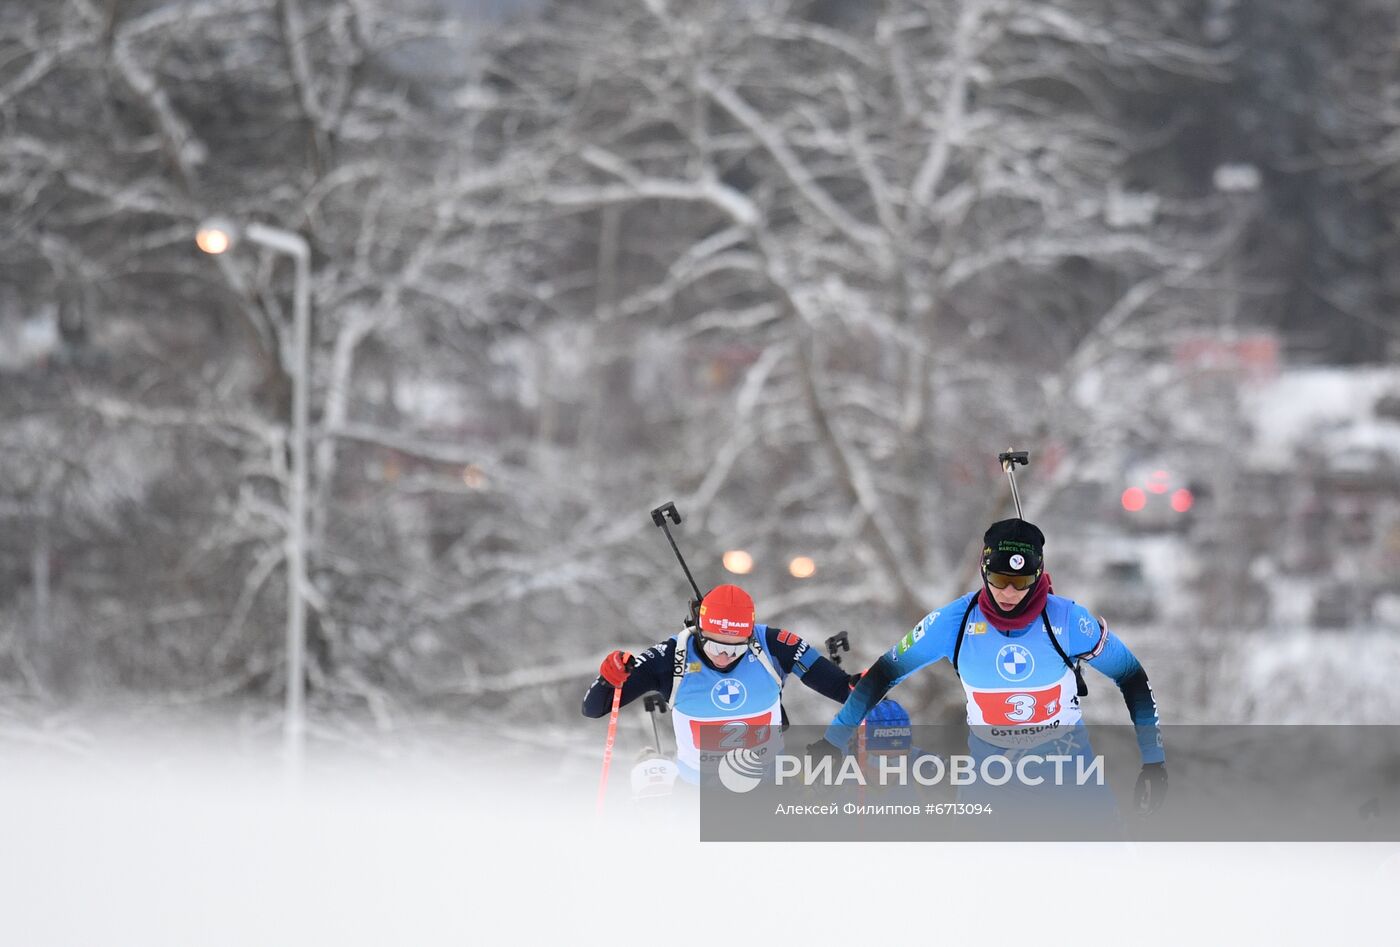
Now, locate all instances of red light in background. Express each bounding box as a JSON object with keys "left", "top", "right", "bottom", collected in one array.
[
  {"left": 1171, "top": 488, "right": 1194, "bottom": 513},
  {"left": 1147, "top": 470, "right": 1171, "bottom": 494},
  {"left": 1122, "top": 487, "right": 1147, "bottom": 511}
]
